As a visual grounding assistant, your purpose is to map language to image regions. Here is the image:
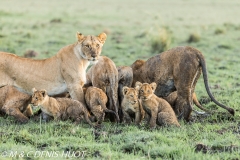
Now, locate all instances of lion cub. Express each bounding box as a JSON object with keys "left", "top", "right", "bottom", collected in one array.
[
  {"left": 85, "top": 86, "right": 118, "bottom": 124},
  {"left": 121, "top": 86, "right": 144, "bottom": 125},
  {"left": 135, "top": 82, "right": 180, "bottom": 128},
  {"left": 31, "top": 88, "right": 94, "bottom": 127},
  {"left": 0, "top": 85, "right": 33, "bottom": 123}
]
